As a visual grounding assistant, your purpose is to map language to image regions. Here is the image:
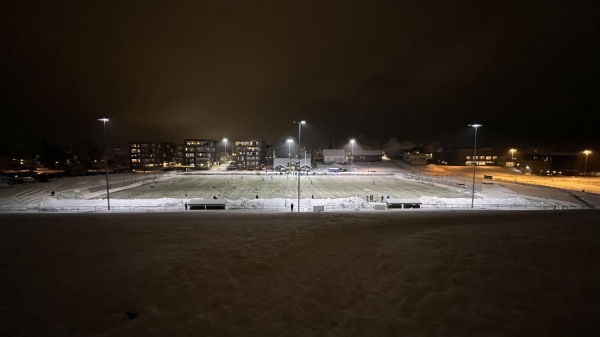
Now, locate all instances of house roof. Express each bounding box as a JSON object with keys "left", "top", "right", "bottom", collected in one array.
[
  {"left": 323, "top": 149, "right": 345, "bottom": 156},
  {"left": 352, "top": 150, "right": 382, "bottom": 156}
]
